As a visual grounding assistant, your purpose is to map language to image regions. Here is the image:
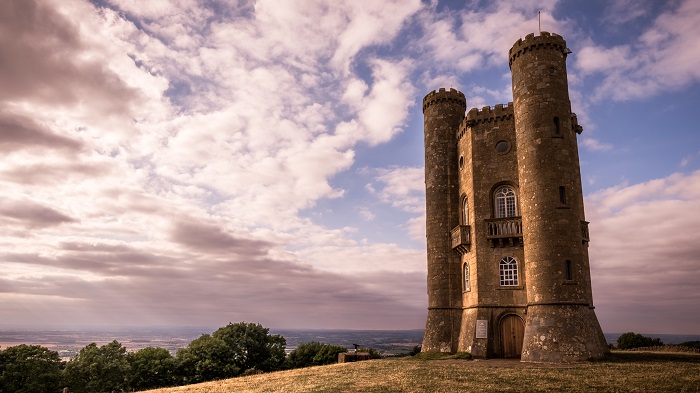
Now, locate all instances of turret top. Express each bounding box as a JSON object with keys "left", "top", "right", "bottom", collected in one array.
[
  {"left": 508, "top": 31, "right": 568, "bottom": 67},
  {"left": 422, "top": 88, "right": 466, "bottom": 113}
]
